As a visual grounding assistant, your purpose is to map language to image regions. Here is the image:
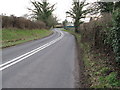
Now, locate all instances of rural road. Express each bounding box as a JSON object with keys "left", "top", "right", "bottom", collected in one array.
[{"left": 2, "top": 28, "right": 78, "bottom": 88}]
